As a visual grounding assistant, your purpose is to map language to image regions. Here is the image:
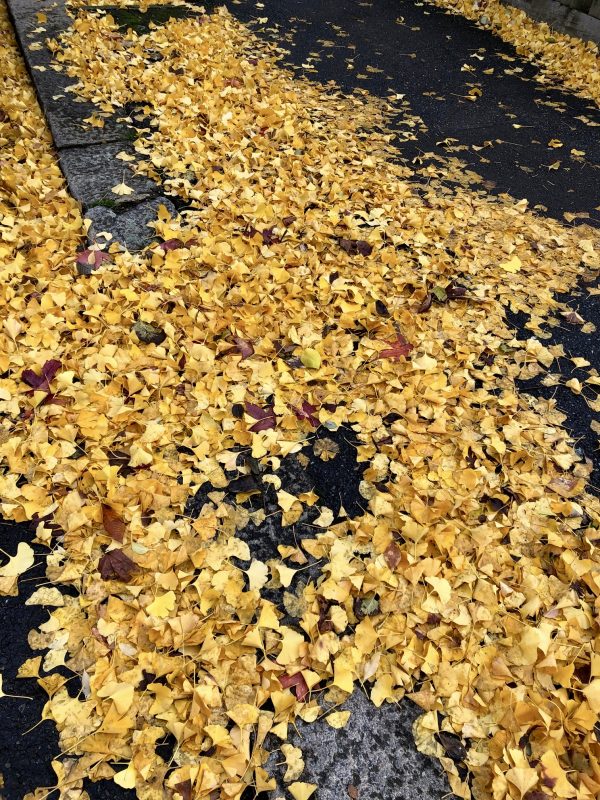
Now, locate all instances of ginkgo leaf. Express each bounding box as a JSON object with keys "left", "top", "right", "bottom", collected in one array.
[
  {"left": 300, "top": 348, "right": 321, "bottom": 369},
  {"left": 378, "top": 334, "right": 413, "bottom": 360},
  {"left": 0, "top": 543, "right": 34, "bottom": 578},
  {"left": 325, "top": 710, "right": 351, "bottom": 729},
  {"left": 246, "top": 559, "right": 269, "bottom": 591},
  {"left": 113, "top": 764, "right": 137, "bottom": 789},
  {"left": 102, "top": 505, "right": 126, "bottom": 542},
  {"left": 25, "top": 587, "right": 64, "bottom": 606},
  {"left": 146, "top": 591, "right": 176, "bottom": 618},
  {"left": 500, "top": 255, "right": 522, "bottom": 273},
  {"left": 5, "top": 3, "right": 600, "bottom": 798},
  {"left": 288, "top": 782, "right": 317, "bottom": 800},
  {"left": 111, "top": 181, "right": 134, "bottom": 196}
]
